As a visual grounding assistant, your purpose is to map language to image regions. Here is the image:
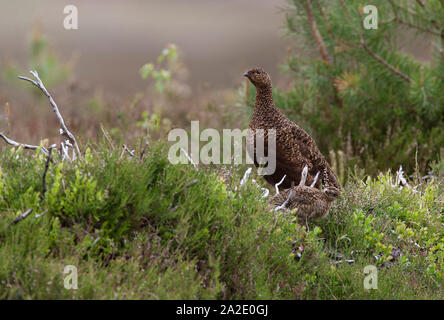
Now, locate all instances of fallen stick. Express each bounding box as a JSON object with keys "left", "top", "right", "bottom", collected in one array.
[
  {"left": 8, "top": 209, "right": 33, "bottom": 229},
  {"left": 0, "top": 132, "right": 48, "bottom": 154}
]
